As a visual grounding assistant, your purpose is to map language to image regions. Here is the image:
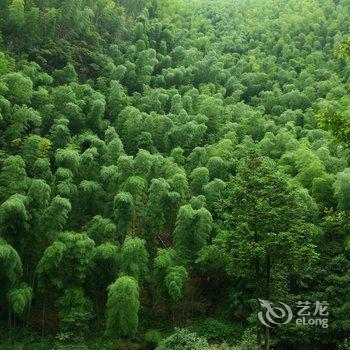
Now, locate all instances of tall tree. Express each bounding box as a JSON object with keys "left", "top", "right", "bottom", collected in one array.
[
  {"left": 121, "top": 236, "right": 149, "bottom": 283},
  {"left": 105, "top": 276, "right": 140, "bottom": 340},
  {"left": 174, "top": 203, "right": 212, "bottom": 267},
  {"left": 203, "top": 156, "right": 319, "bottom": 349},
  {"left": 114, "top": 192, "right": 135, "bottom": 239},
  {"left": 0, "top": 155, "right": 28, "bottom": 201}
]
